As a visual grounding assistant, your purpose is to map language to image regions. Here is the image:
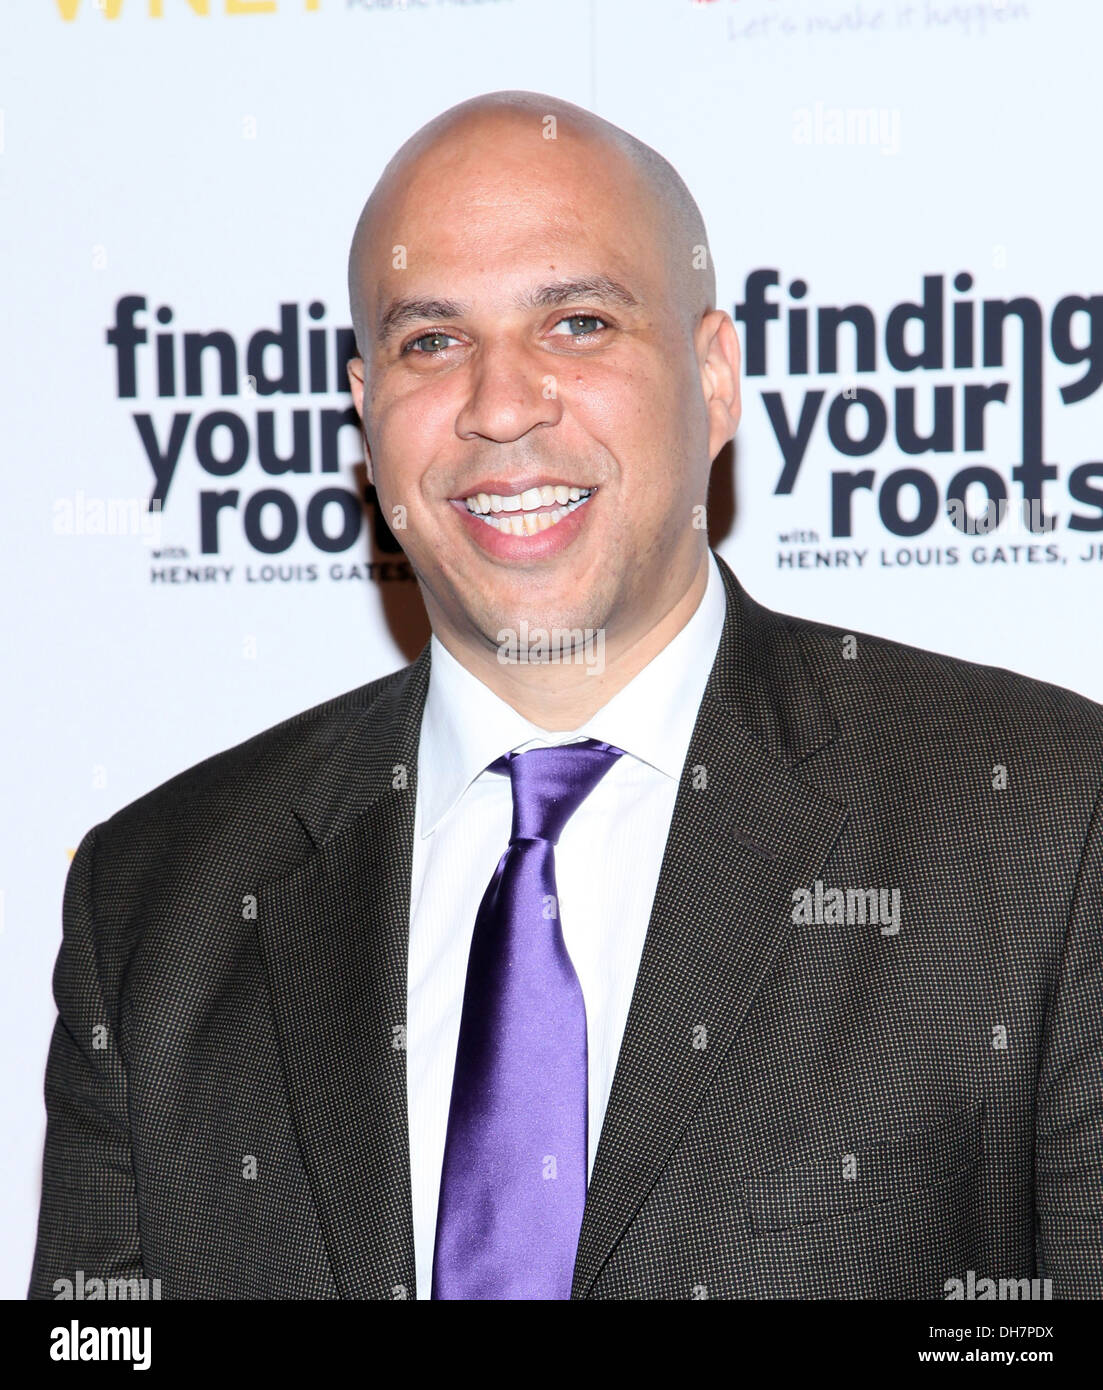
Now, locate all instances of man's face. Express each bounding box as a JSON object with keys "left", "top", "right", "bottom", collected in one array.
[{"left": 348, "top": 122, "right": 730, "bottom": 657}]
